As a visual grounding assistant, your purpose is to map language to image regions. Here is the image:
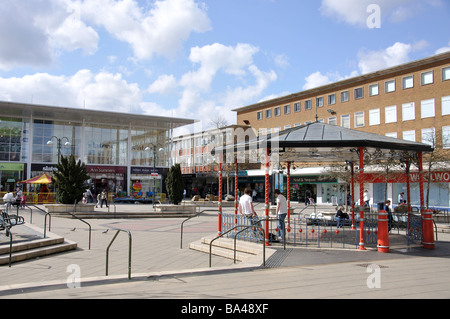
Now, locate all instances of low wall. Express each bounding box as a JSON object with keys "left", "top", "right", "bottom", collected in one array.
[{"left": 44, "top": 204, "right": 96, "bottom": 214}]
